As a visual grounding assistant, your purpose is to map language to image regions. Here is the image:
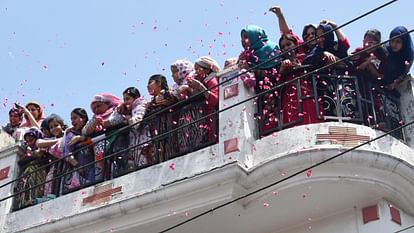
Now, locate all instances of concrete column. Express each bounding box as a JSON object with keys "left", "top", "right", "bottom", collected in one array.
[
  {"left": 397, "top": 75, "right": 414, "bottom": 147},
  {"left": 218, "top": 67, "right": 257, "bottom": 168},
  {"left": 0, "top": 130, "right": 25, "bottom": 228}
]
